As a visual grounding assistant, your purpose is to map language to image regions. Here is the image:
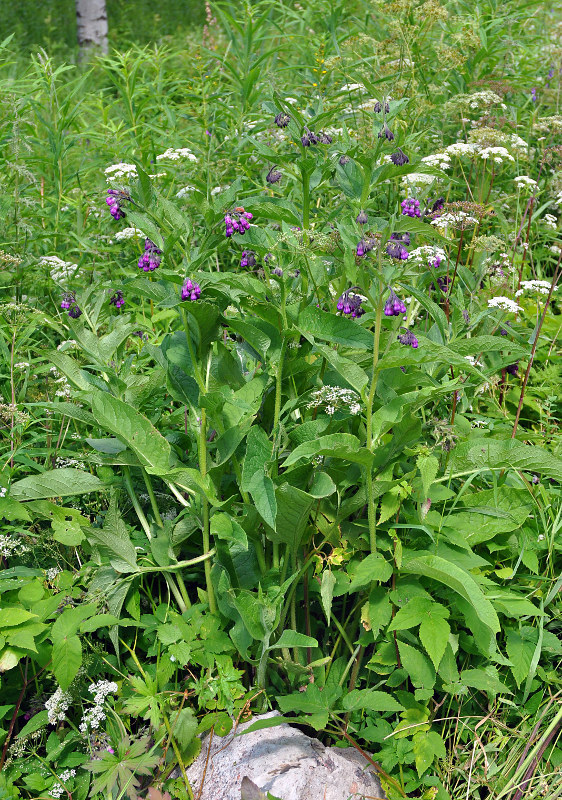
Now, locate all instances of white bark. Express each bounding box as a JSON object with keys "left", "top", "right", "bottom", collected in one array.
[{"left": 75, "top": 0, "right": 108, "bottom": 56}]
